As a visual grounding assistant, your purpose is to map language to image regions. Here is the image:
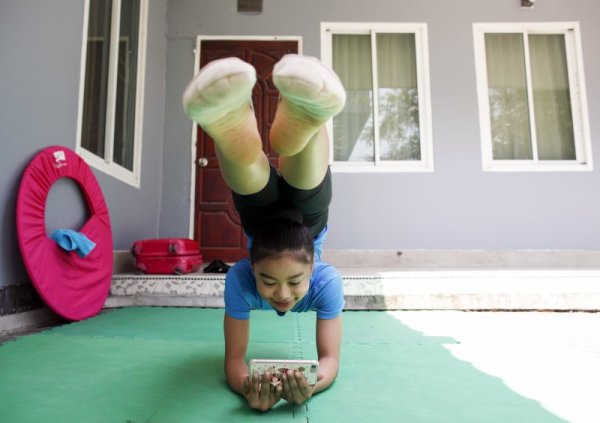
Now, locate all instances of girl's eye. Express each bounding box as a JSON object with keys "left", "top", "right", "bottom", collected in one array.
[
  {"left": 262, "top": 280, "right": 276, "bottom": 287},
  {"left": 288, "top": 280, "right": 301, "bottom": 286}
]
